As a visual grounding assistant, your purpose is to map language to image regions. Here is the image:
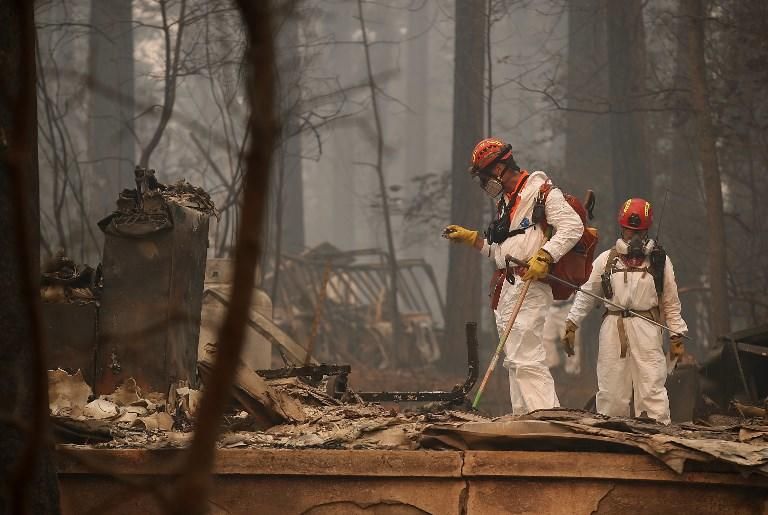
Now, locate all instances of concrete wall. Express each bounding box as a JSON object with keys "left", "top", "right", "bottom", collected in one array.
[{"left": 56, "top": 448, "right": 768, "bottom": 514}]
